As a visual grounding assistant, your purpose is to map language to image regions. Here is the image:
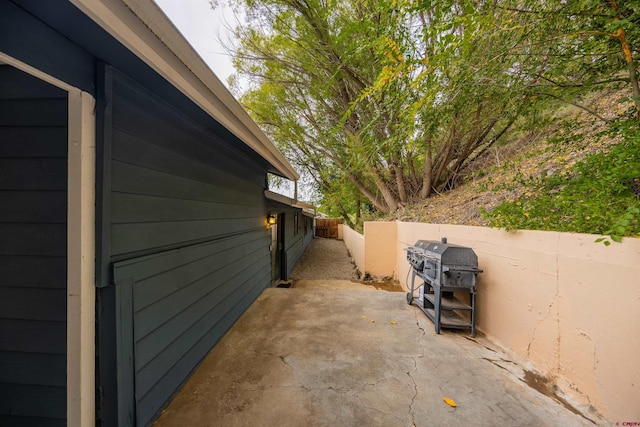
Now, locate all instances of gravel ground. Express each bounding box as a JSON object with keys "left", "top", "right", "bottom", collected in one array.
[
  {"left": 290, "top": 238, "right": 359, "bottom": 281},
  {"left": 290, "top": 238, "right": 404, "bottom": 292}
]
